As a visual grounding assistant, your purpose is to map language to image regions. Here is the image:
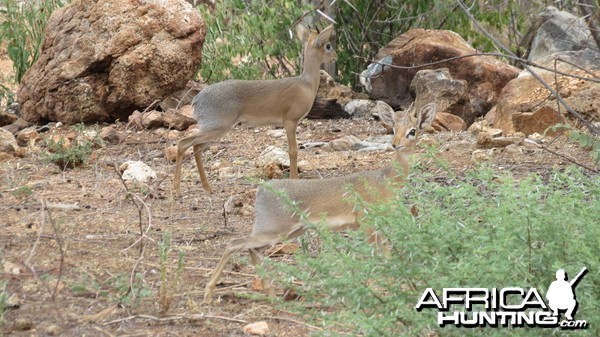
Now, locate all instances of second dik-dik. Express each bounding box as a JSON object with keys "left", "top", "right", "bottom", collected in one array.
[
  {"left": 173, "top": 24, "right": 337, "bottom": 197},
  {"left": 203, "top": 103, "right": 437, "bottom": 303}
]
